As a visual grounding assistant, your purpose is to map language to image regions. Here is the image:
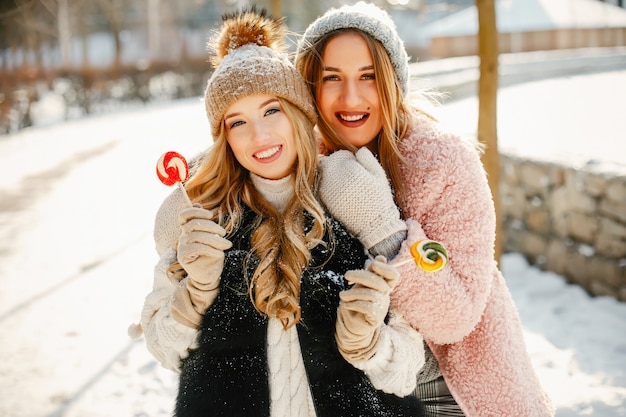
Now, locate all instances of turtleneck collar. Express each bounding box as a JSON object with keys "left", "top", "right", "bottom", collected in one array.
[{"left": 250, "top": 173, "right": 295, "bottom": 213}]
